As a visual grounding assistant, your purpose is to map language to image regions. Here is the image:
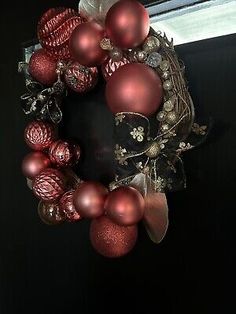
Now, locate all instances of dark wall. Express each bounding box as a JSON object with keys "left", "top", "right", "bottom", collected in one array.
[{"left": 0, "top": 1, "right": 235, "bottom": 314}]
